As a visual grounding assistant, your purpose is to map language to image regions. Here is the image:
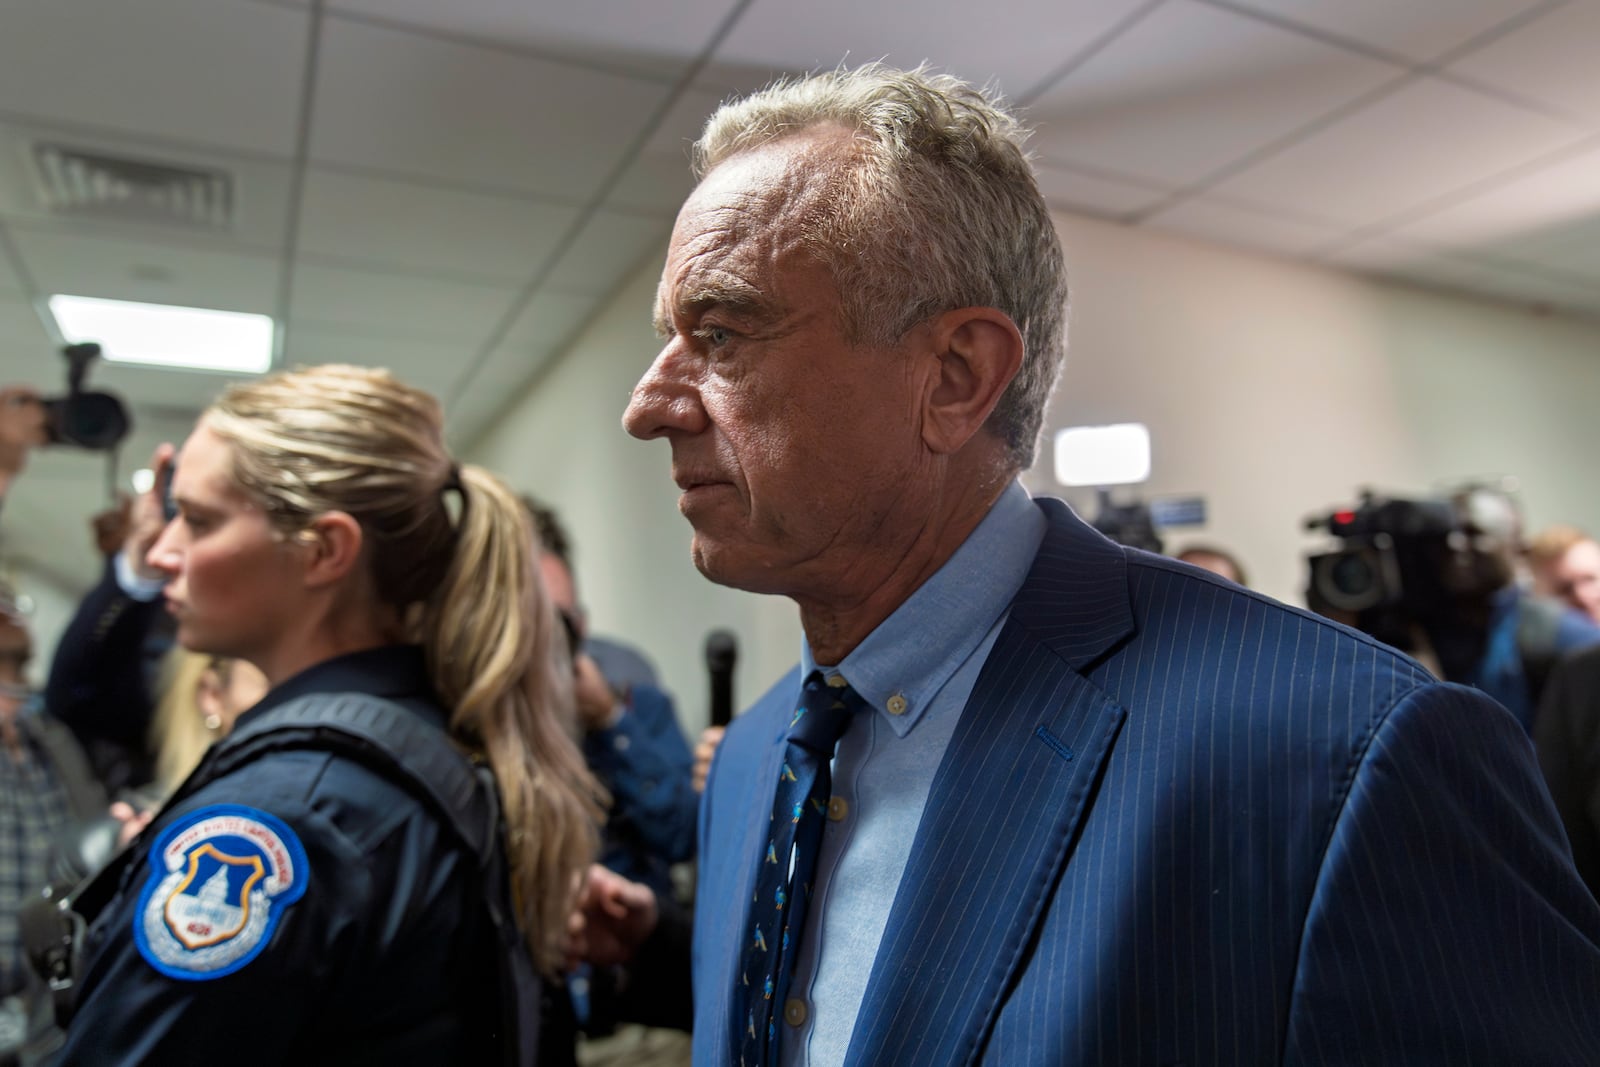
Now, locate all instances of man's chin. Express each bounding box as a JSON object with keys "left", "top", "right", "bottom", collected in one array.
[{"left": 690, "top": 537, "right": 782, "bottom": 596}]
